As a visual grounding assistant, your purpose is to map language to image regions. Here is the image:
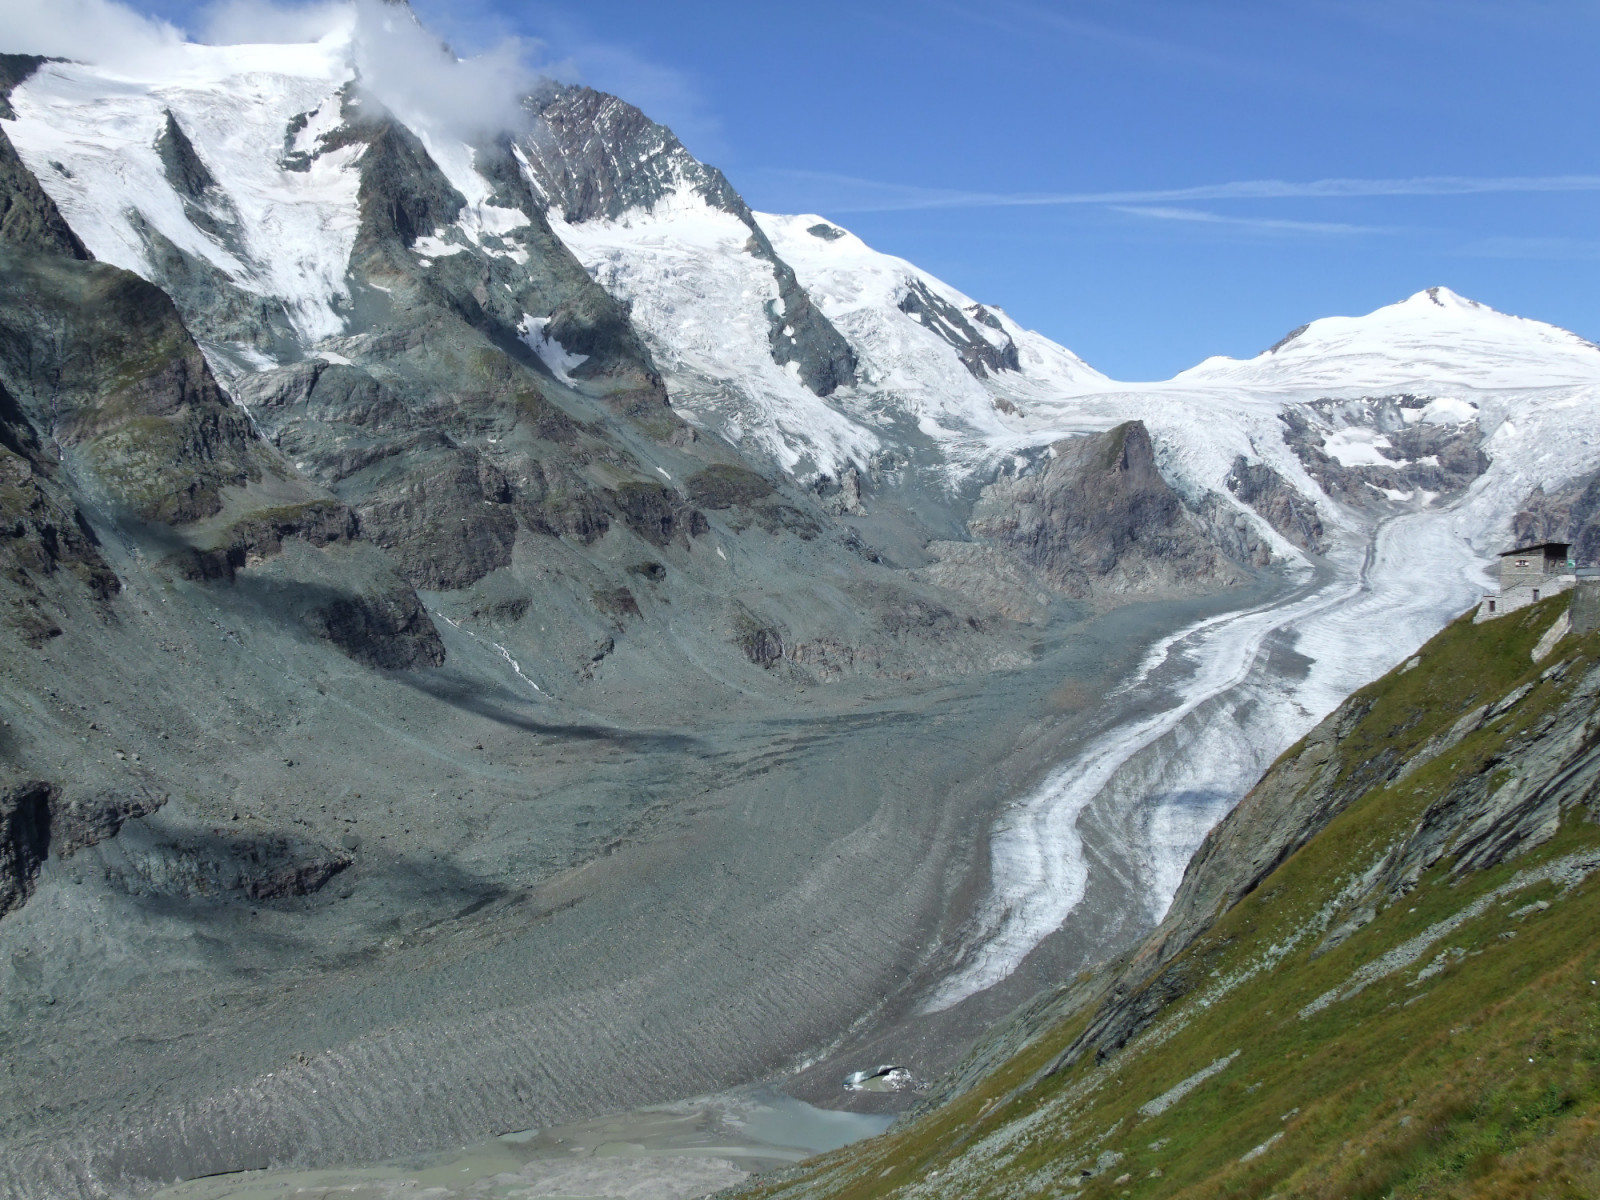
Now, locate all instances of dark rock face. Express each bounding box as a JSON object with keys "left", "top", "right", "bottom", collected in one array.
[
  {"left": 521, "top": 85, "right": 740, "bottom": 223},
  {"left": 1226, "top": 455, "right": 1325, "bottom": 553},
  {"left": 52, "top": 785, "right": 168, "bottom": 858},
  {"left": 735, "top": 613, "right": 785, "bottom": 667},
  {"left": 1513, "top": 470, "right": 1600, "bottom": 565},
  {"left": 685, "top": 464, "right": 775, "bottom": 509},
  {"left": 1281, "top": 396, "right": 1487, "bottom": 511},
  {"left": 898, "top": 280, "right": 1020, "bottom": 379},
  {"left": 0, "top": 377, "right": 119, "bottom": 640},
  {"left": 155, "top": 110, "right": 217, "bottom": 201},
  {"left": 349, "top": 118, "right": 466, "bottom": 254},
  {"left": 355, "top": 453, "right": 521, "bottom": 590},
  {"left": 301, "top": 586, "right": 444, "bottom": 670},
  {"left": 0, "top": 124, "right": 91, "bottom": 261},
  {"left": 0, "top": 779, "right": 51, "bottom": 917},
  {"left": 521, "top": 85, "right": 858, "bottom": 397},
  {"left": 1264, "top": 322, "right": 1310, "bottom": 355},
  {"left": 611, "top": 480, "right": 703, "bottom": 548},
  {"left": 967, "top": 422, "right": 1247, "bottom": 604},
  {"left": 0, "top": 252, "right": 268, "bottom": 525},
  {"left": 167, "top": 499, "right": 358, "bottom": 583},
  {"left": 99, "top": 822, "right": 352, "bottom": 902},
  {"left": 0, "top": 780, "right": 169, "bottom": 918}
]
